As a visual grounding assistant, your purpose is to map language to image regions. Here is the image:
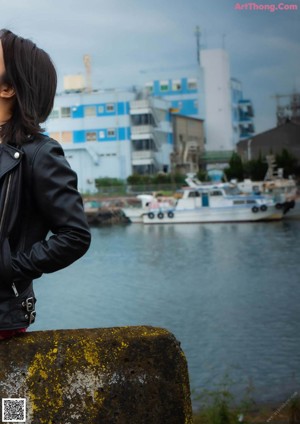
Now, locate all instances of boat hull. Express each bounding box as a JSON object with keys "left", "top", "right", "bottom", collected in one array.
[
  {"left": 122, "top": 208, "right": 144, "bottom": 223},
  {"left": 142, "top": 206, "right": 283, "bottom": 224}
]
